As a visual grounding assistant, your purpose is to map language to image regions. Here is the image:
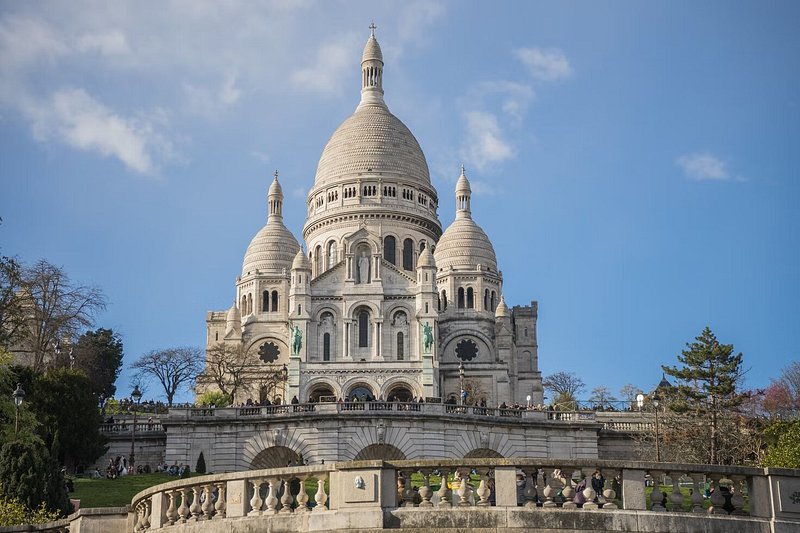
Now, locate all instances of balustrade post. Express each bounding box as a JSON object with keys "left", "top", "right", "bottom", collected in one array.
[
  {"left": 296, "top": 475, "right": 311, "bottom": 512},
  {"left": 201, "top": 484, "right": 215, "bottom": 519},
  {"left": 131, "top": 502, "right": 140, "bottom": 532},
  {"left": 177, "top": 488, "right": 190, "bottom": 522},
  {"left": 600, "top": 469, "right": 619, "bottom": 510},
  {"left": 279, "top": 478, "right": 295, "bottom": 513},
  {"left": 214, "top": 482, "right": 227, "bottom": 518},
  {"left": 668, "top": 471, "right": 684, "bottom": 512},
  {"left": 166, "top": 490, "right": 178, "bottom": 525},
  {"left": 148, "top": 491, "right": 167, "bottom": 528},
  {"left": 398, "top": 471, "right": 415, "bottom": 507},
  {"left": 264, "top": 478, "right": 280, "bottom": 514},
  {"left": 314, "top": 473, "right": 328, "bottom": 511},
  {"left": 582, "top": 469, "right": 599, "bottom": 510},
  {"left": 436, "top": 469, "right": 452, "bottom": 508},
  {"left": 524, "top": 468, "right": 539, "bottom": 508},
  {"left": 728, "top": 474, "right": 746, "bottom": 516},
  {"left": 456, "top": 467, "right": 472, "bottom": 506},
  {"left": 493, "top": 466, "right": 518, "bottom": 508},
  {"left": 476, "top": 468, "right": 492, "bottom": 507},
  {"left": 649, "top": 470, "right": 666, "bottom": 512},
  {"left": 248, "top": 479, "right": 264, "bottom": 516},
  {"left": 688, "top": 473, "right": 705, "bottom": 513},
  {"left": 418, "top": 469, "right": 434, "bottom": 507},
  {"left": 621, "top": 469, "right": 646, "bottom": 510},
  {"left": 142, "top": 498, "right": 152, "bottom": 529},
  {"left": 707, "top": 473, "right": 726, "bottom": 515},
  {"left": 190, "top": 486, "right": 203, "bottom": 521},
  {"left": 560, "top": 468, "right": 576, "bottom": 509}
]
